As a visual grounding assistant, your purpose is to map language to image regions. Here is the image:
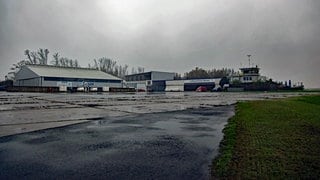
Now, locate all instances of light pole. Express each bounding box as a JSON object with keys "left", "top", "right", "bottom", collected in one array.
[{"left": 247, "top": 54, "right": 252, "bottom": 67}]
